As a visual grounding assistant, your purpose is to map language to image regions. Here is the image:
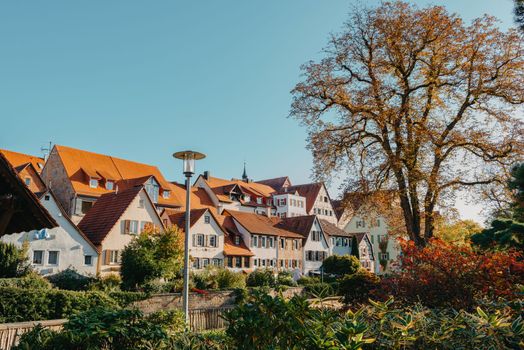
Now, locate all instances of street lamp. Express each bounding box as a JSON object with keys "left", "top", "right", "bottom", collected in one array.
[{"left": 173, "top": 150, "right": 206, "bottom": 323}]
